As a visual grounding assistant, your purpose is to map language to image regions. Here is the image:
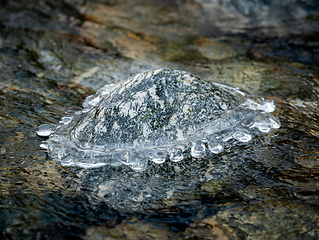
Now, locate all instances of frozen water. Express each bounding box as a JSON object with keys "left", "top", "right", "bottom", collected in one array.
[
  {"left": 37, "top": 124, "right": 57, "bottom": 137},
  {"left": 191, "top": 140, "right": 207, "bottom": 158},
  {"left": 169, "top": 145, "right": 186, "bottom": 162},
  {"left": 59, "top": 116, "right": 73, "bottom": 125},
  {"left": 37, "top": 69, "right": 280, "bottom": 171},
  {"left": 232, "top": 130, "right": 252, "bottom": 142},
  {"left": 148, "top": 148, "right": 167, "bottom": 164}
]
